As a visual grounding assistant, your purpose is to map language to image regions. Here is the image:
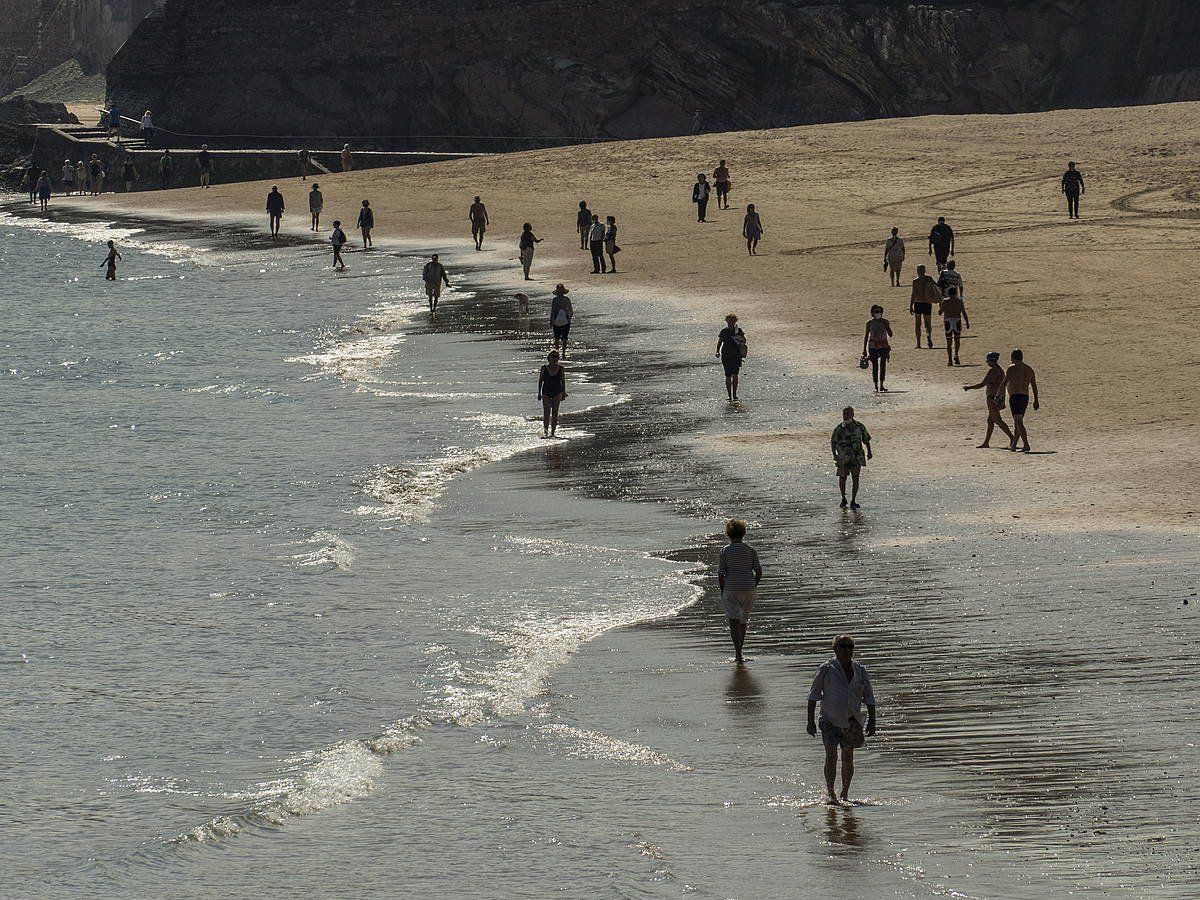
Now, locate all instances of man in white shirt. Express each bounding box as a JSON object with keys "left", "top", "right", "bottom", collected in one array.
[{"left": 807, "top": 635, "right": 877, "bottom": 803}]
